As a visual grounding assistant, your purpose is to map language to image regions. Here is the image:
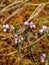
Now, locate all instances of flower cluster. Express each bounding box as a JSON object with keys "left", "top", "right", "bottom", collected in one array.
[
  {"left": 24, "top": 21, "right": 36, "bottom": 29},
  {"left": 14, "top": 34, "right": 23, "bottom": 44},
  {"left": 2, "top": 24, "right": 9, "bottom": 32},
  {"left": 39, "top": 25, "right": 47, "bottom": 34},
  {"left": 40, "top": 53, "right": 46, "bottom": 62},
  {"left": 2, "top": 24, "right": 15, "bottom": 32}
]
